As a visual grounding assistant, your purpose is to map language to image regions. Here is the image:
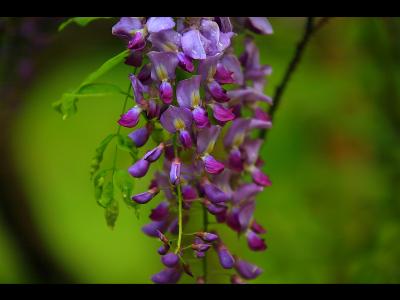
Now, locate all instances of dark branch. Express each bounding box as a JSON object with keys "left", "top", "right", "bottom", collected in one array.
[{"left": 259, "top": 17, "right": 330, "bottom": 140}]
